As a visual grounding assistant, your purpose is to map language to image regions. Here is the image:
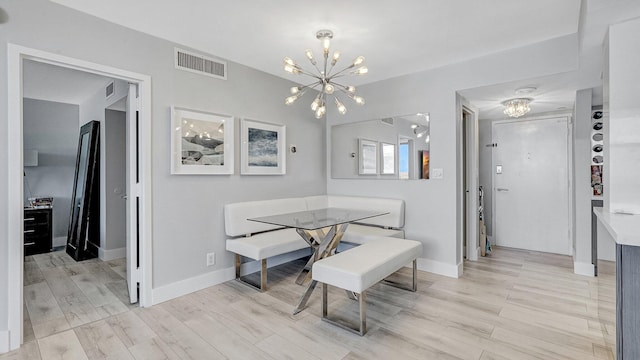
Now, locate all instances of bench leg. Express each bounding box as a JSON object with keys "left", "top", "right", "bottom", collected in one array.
[
  {"left": 321, "top": 282, "right": 367, "bottom": 336},
  {"left": 382, "top": 259, "right": 418, "bottom": 292},
  {"left": 235, "top": 254, "right": 267, "bottom": 292}
]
